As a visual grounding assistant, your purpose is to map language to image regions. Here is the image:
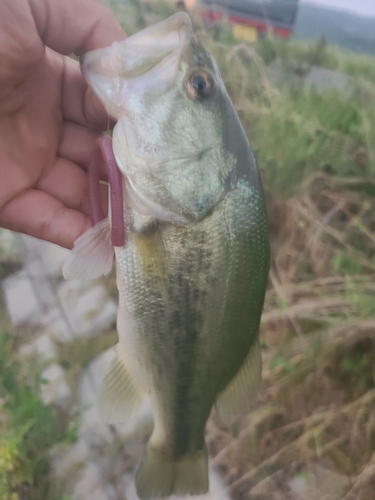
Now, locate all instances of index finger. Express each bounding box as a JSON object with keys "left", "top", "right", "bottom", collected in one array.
[{"left": 30, "top": 0, "right": 126, "bottom": 54}]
